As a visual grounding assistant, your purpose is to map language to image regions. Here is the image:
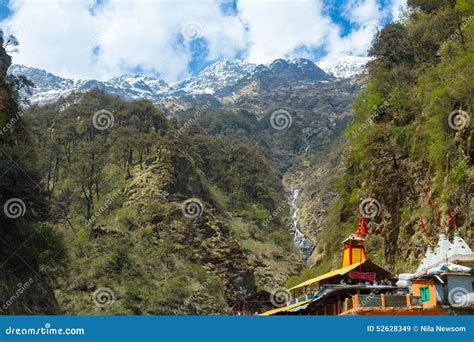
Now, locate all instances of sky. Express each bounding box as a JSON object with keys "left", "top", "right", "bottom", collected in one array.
[{"left": 0, "top": 0, "right": 407, "bottom": 82}]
